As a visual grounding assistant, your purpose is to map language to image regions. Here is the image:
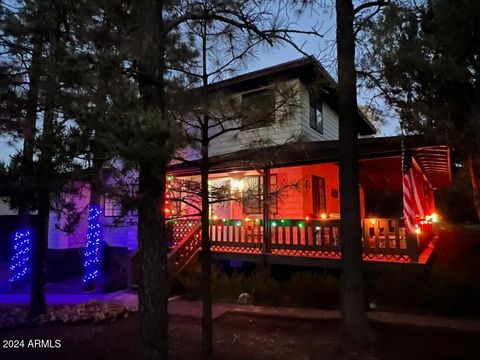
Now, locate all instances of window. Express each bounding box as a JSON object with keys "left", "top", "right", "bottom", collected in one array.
[
  {"left": 104, "top": 195, "right": 122, "bottom": 217},
  {"left": 309, "top": 98, "right": 323, "bottom": 134},
  {"left": 241, "top": 89, "right": 275, "bottom": 129},
  {"left": 242, "top": 175, "right": 278, "bottom": 215},
  {"left": 243, "top": 176, "right": 262, "bottom": 215},
  {"left": 269, "top": 174, "right": 278, "bottom": 215},
  {"left": 312, "top": 176, "right": 326, "bottom": 216},
  {"left": 130, "top": 183, "right": 139, "bottom": 216}
]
